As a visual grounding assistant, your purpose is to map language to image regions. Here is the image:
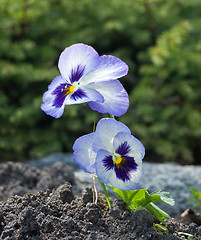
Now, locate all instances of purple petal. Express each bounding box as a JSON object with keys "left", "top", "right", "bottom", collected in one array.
[
  {"left": 41, "top": 76, "right": 67, "bottom": 118},
  {"left": 80, "top": 55, "right": 128, "bottom": 85},
  {"left": 95, "top": 149, "right": 142, "bottom": 190},
  {"left": 102, "top": 151, "right": 138, "bottom": 182},
  {"left": 114, "top": 156, "right": 138, "bottom": 182},
  {"left": 102, "top": 155, "right": 114, "bottom": 171},
  {"left": 113, "top": 132, "right": 145, "bottom": 161},
  {"left": 115, "top": 141, "right": 131, "bottom": 156},
  {"left": 42, "top": 76, "right": 66, "bottom": 103},
  {"left": 70, "top": 88, "right": 87, "bottom": 101},
  {"left": 69, "top": 65, "right": 85, "bottom": 84},
  {"left": 58, "top": 43, "right": 99, "bottom": 83},
  {"left": 52, "top": 83, "right": 71, "bottom": 108},
  {"left": 73, "top": 132, "right": 96, "bottom": 174},
  {"left": 41, "top": 102, "right": 65, "bottom": 119},
  {"left": 92, "top": 118, "right": 131, "bottom": 153},
  {"left": 87, "top": 80, "right": 129, "bottom": 116},
  {"left": 95, "top": 149, "right": 114, "bottom": 184},
  {"left": 64, "top": 86, "right": 104, "bottom": 105}
]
